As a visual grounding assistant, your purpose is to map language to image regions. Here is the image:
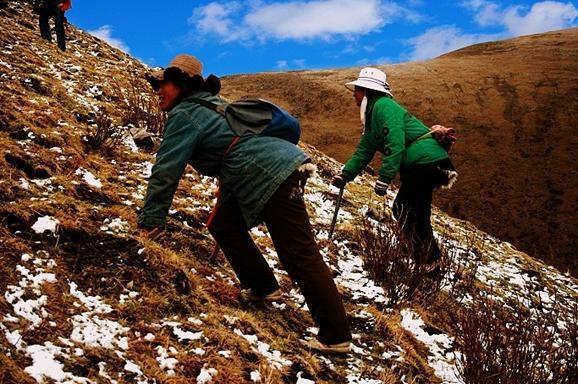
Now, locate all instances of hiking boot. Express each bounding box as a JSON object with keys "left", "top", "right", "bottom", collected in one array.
[
  {"left": 240, "top": 289, "right": 283, "bottom": 303},
  {"left": 304, "top": 339, "right": 351, "bottom": 355}
]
